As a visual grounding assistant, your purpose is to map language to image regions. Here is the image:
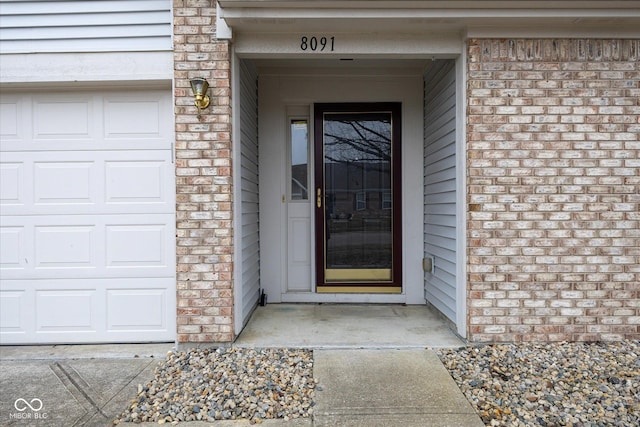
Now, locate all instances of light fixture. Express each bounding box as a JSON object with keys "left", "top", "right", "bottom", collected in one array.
[{"left": 190, "top": 77, "right": 210, "bottom": 118}]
